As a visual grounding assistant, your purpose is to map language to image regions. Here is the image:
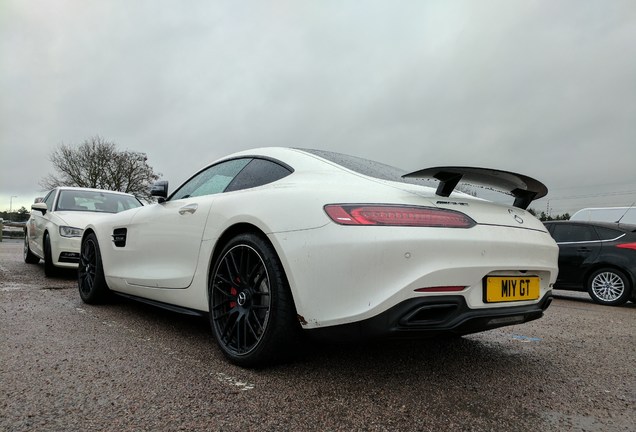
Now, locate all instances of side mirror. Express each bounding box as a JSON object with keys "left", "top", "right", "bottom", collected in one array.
[
  {"left": 151, "top": 180, "right": 169, "bottom": 203},
  {"left": 31, "top": 202, "right": 48, "bottom": 215}
]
